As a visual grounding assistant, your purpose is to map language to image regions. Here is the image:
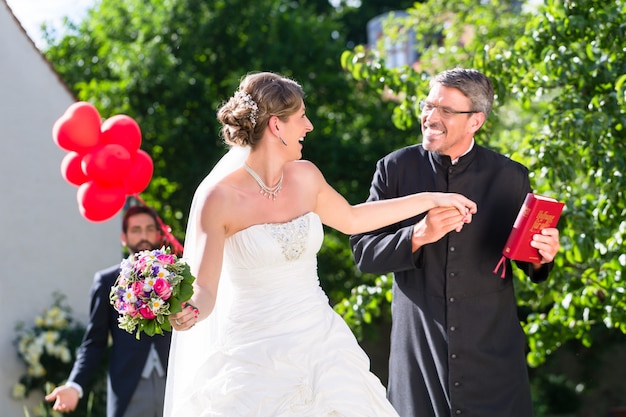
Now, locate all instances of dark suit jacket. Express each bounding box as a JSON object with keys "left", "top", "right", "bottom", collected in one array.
[{"left": 68, "top": 264, "right": 172, "bottom": 417}]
